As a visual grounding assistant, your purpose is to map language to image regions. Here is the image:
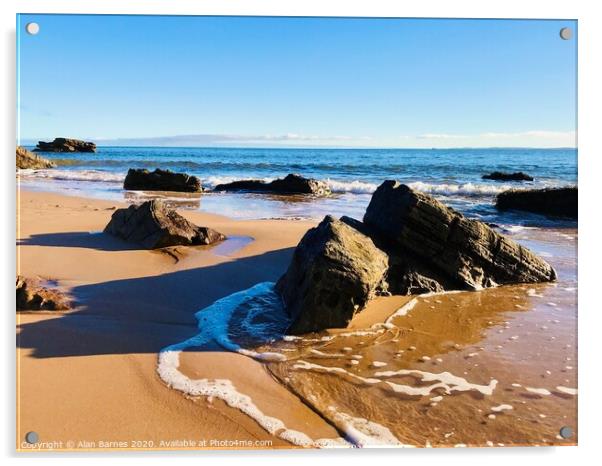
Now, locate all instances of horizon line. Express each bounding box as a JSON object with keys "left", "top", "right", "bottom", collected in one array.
[{"left": 17, "top": 141, "right": 577, "bottom": 151}]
